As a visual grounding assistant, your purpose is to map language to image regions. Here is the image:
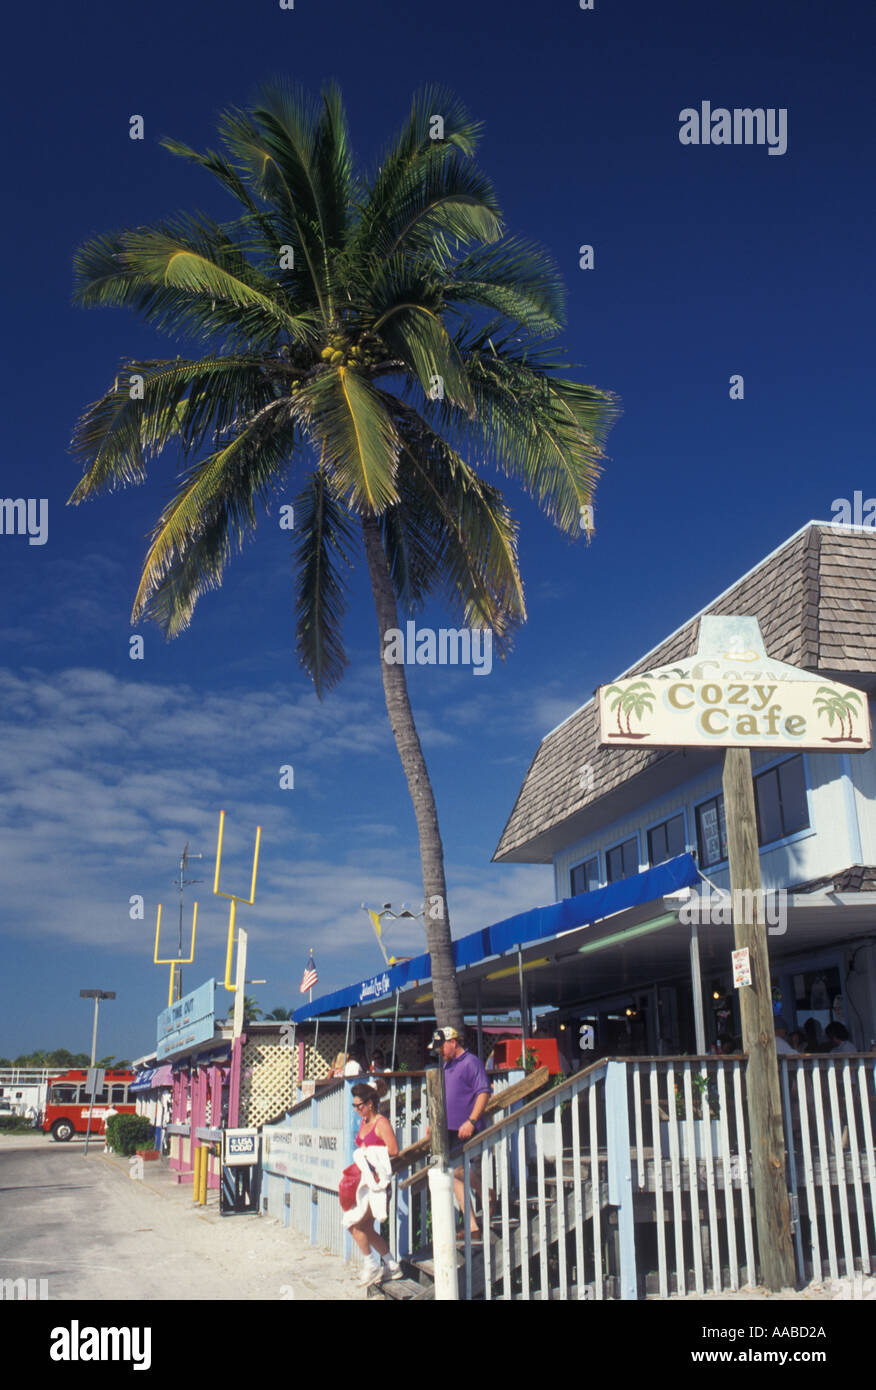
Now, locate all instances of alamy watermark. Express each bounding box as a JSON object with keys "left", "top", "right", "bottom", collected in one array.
[
  {"left": 383, "top": 622, "right": 492, "bottom": 676},
  {"left": 0, "top": 498, "right": 48, "bottom": 545},
  {"left": 50, "top": 1322, "right": 151, "bottom": 1370},
  {"left": 1, "top": 1276, "right": 48, "bottom": 1300},
  {"left": 830, "top": 492, "right": 876, "bottom": 528},
  {"left": 679, "top": 103, "right": 787, "bottom": 156},
  {"left": 680, "top": 888, "right": 787, "bottom": 935}
]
